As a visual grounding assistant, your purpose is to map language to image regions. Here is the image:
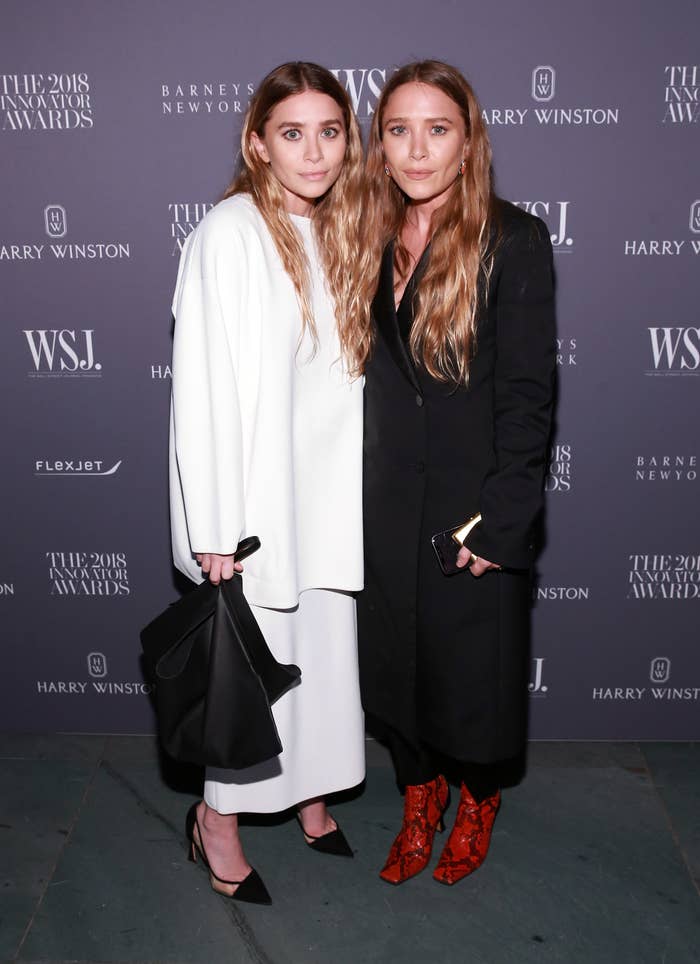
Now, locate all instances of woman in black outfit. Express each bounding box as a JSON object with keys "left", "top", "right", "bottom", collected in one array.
[{"left": 354, "top": 61, "right": 556, "bottom": 885}]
